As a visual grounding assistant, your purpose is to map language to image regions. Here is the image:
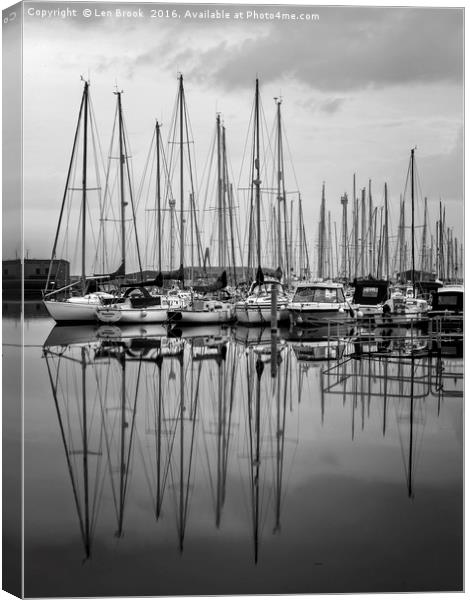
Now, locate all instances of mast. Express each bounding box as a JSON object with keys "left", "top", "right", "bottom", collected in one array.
[
  {"left": 254, "top": 79, "right": 262, "bottom": 277},
  {"left": 353, "top": 174, "right": 358, "bottom": 279},
  {"left": 169, "top": 198, "right": 176, "bottom": 270},
  {"left": 327, "top": 211, "right": 332, "bottom": 279},
  {"left": 398, "top": 195, "right": 405, "bottom": 282},
  {"left": 317, "top": 182, "right": 326, "bottom": 279},
  {"left": 81, "top": 81, "right": 89, "bottom": 294},
  {"left": 298, "top": 194, "right": 303, "bottom": 278},
  {"left": 340, "top": 193, "right": 348, "bottom": 281},
  {"left": 360, "top": 187, "right": 366, "bottom": 278},
  {"left": 217, "top": 113, "right": 223, "bottom": 268},
  {"left": 156, "top": 121, "right": 162, "bottom": 273},
  {"left": 420, "top": 196, "right": 428, "bottom": 277},
  {"left": 384, "top": 183, "right": 389, "bottom": 282},
  {"left": 115, "top": 90, "right": 127, "bottom": 277},
  {"left": 179, "top": 74, "right": 185, "bottom": 272},
  {"left": 368, "top": 180, "right": 373, "bottom": 277},
  {"left": 275, "top": 99, "right": 283, "bottom": 275},
  {"left": 225, "top": 125, "right": 238, "bottom": 284},
  {"left": 411, "top": 148, "right": 416, "bottom": 290},
  {"left": 334, "top": 220, "right": 339, "bottom": 280}
]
